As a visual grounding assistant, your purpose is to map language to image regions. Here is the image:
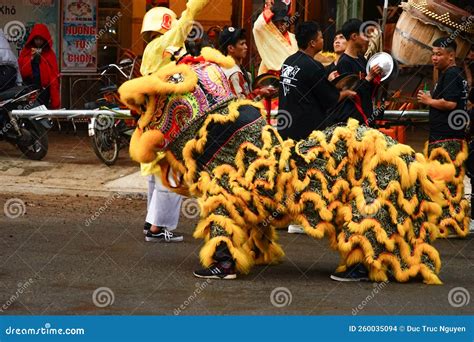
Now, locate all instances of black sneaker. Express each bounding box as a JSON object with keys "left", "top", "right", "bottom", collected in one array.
[
  {"left": 145, "top": 228, "right": 183, "bottom": 242},
  {"left": 143, "top": 222, "right": 151, "bottom": 235},
  {"left": 330, "top": 264, "right": 369, "bottom": 282},
  {"left": 193, "top": 262, "right": 237, "bottom": 280}
]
